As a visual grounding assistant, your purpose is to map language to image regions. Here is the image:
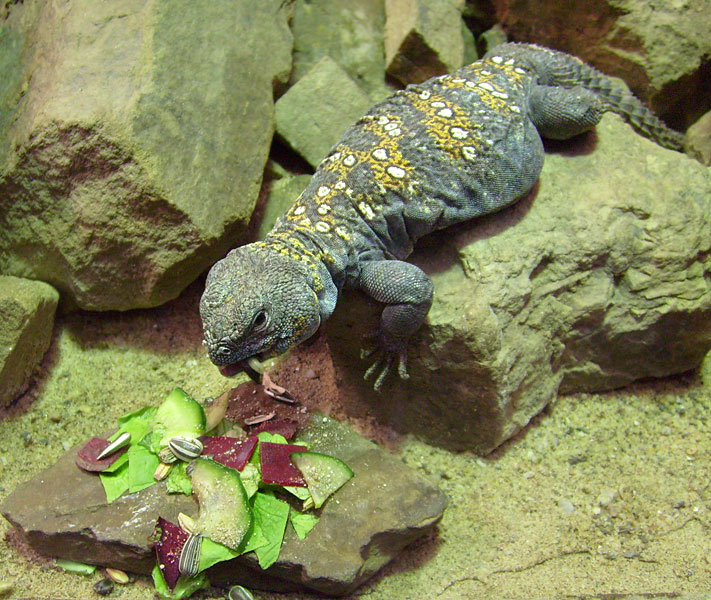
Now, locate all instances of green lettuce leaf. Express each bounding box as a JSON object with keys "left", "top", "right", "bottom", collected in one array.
[
  {"left": 55, "top": 558, "right": 96, "bottom": 575},
  {"left": 151, "top": 563, "right": 209, "bottom": 600},
  {"left": 289, "top": 509, "right": 319, "bottom": 540},
  {"left": 100, "top": 462, "right": 129, "bottom": 503},
  {"left": 128, "top": 444, "right": 160, "bottom": 493},
  {"left": 165, "top": 462, "right": 193, "bottom": 495},
  {"left": 198, "top": 537, "right": 239, "bottom": 572},
  {"left": 251, "top": 491, "right": 290, "bottom": 570}
]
